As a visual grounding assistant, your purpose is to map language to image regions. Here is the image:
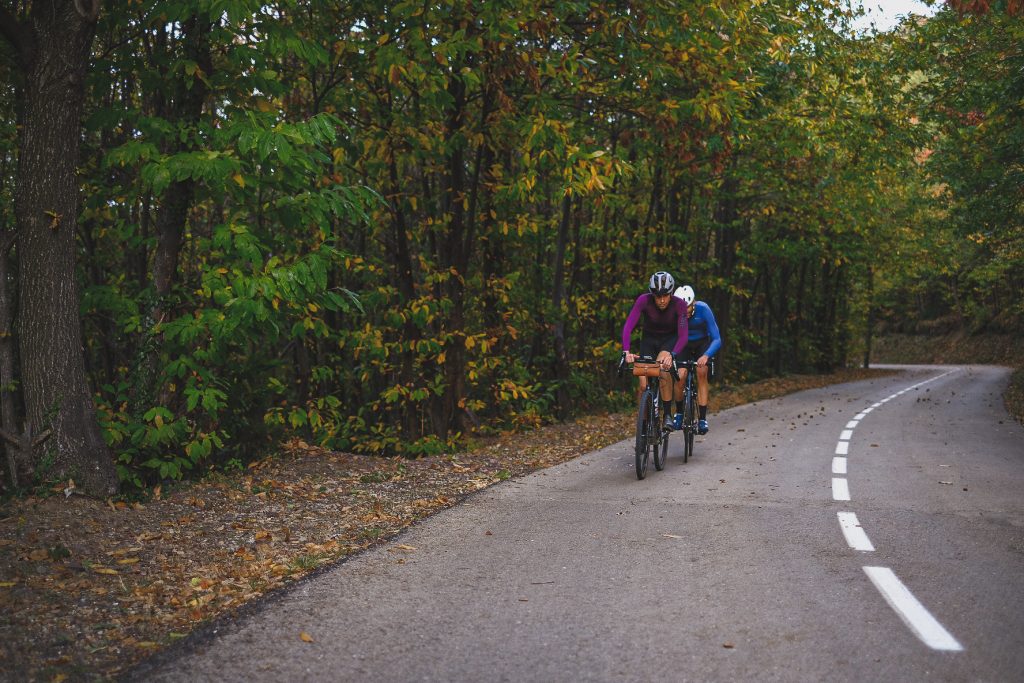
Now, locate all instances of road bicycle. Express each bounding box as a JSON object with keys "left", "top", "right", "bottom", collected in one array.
[
  {"left": 619, "top": 353, "right": 675, "bottom": 479},
  {"left": 675, "top": 357, "right": 714, "bottom": 463}
]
